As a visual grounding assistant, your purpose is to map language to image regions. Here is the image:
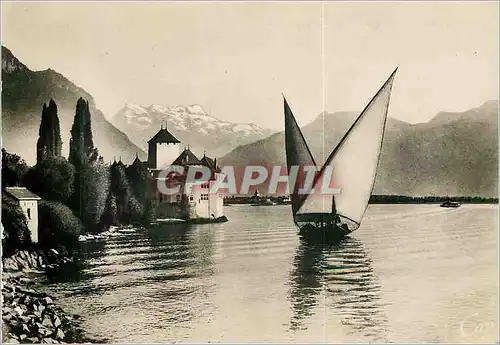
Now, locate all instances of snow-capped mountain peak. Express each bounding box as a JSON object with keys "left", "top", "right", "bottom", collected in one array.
[{"left": 112, "top": 103, "right": 274, "bottom": 158}]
